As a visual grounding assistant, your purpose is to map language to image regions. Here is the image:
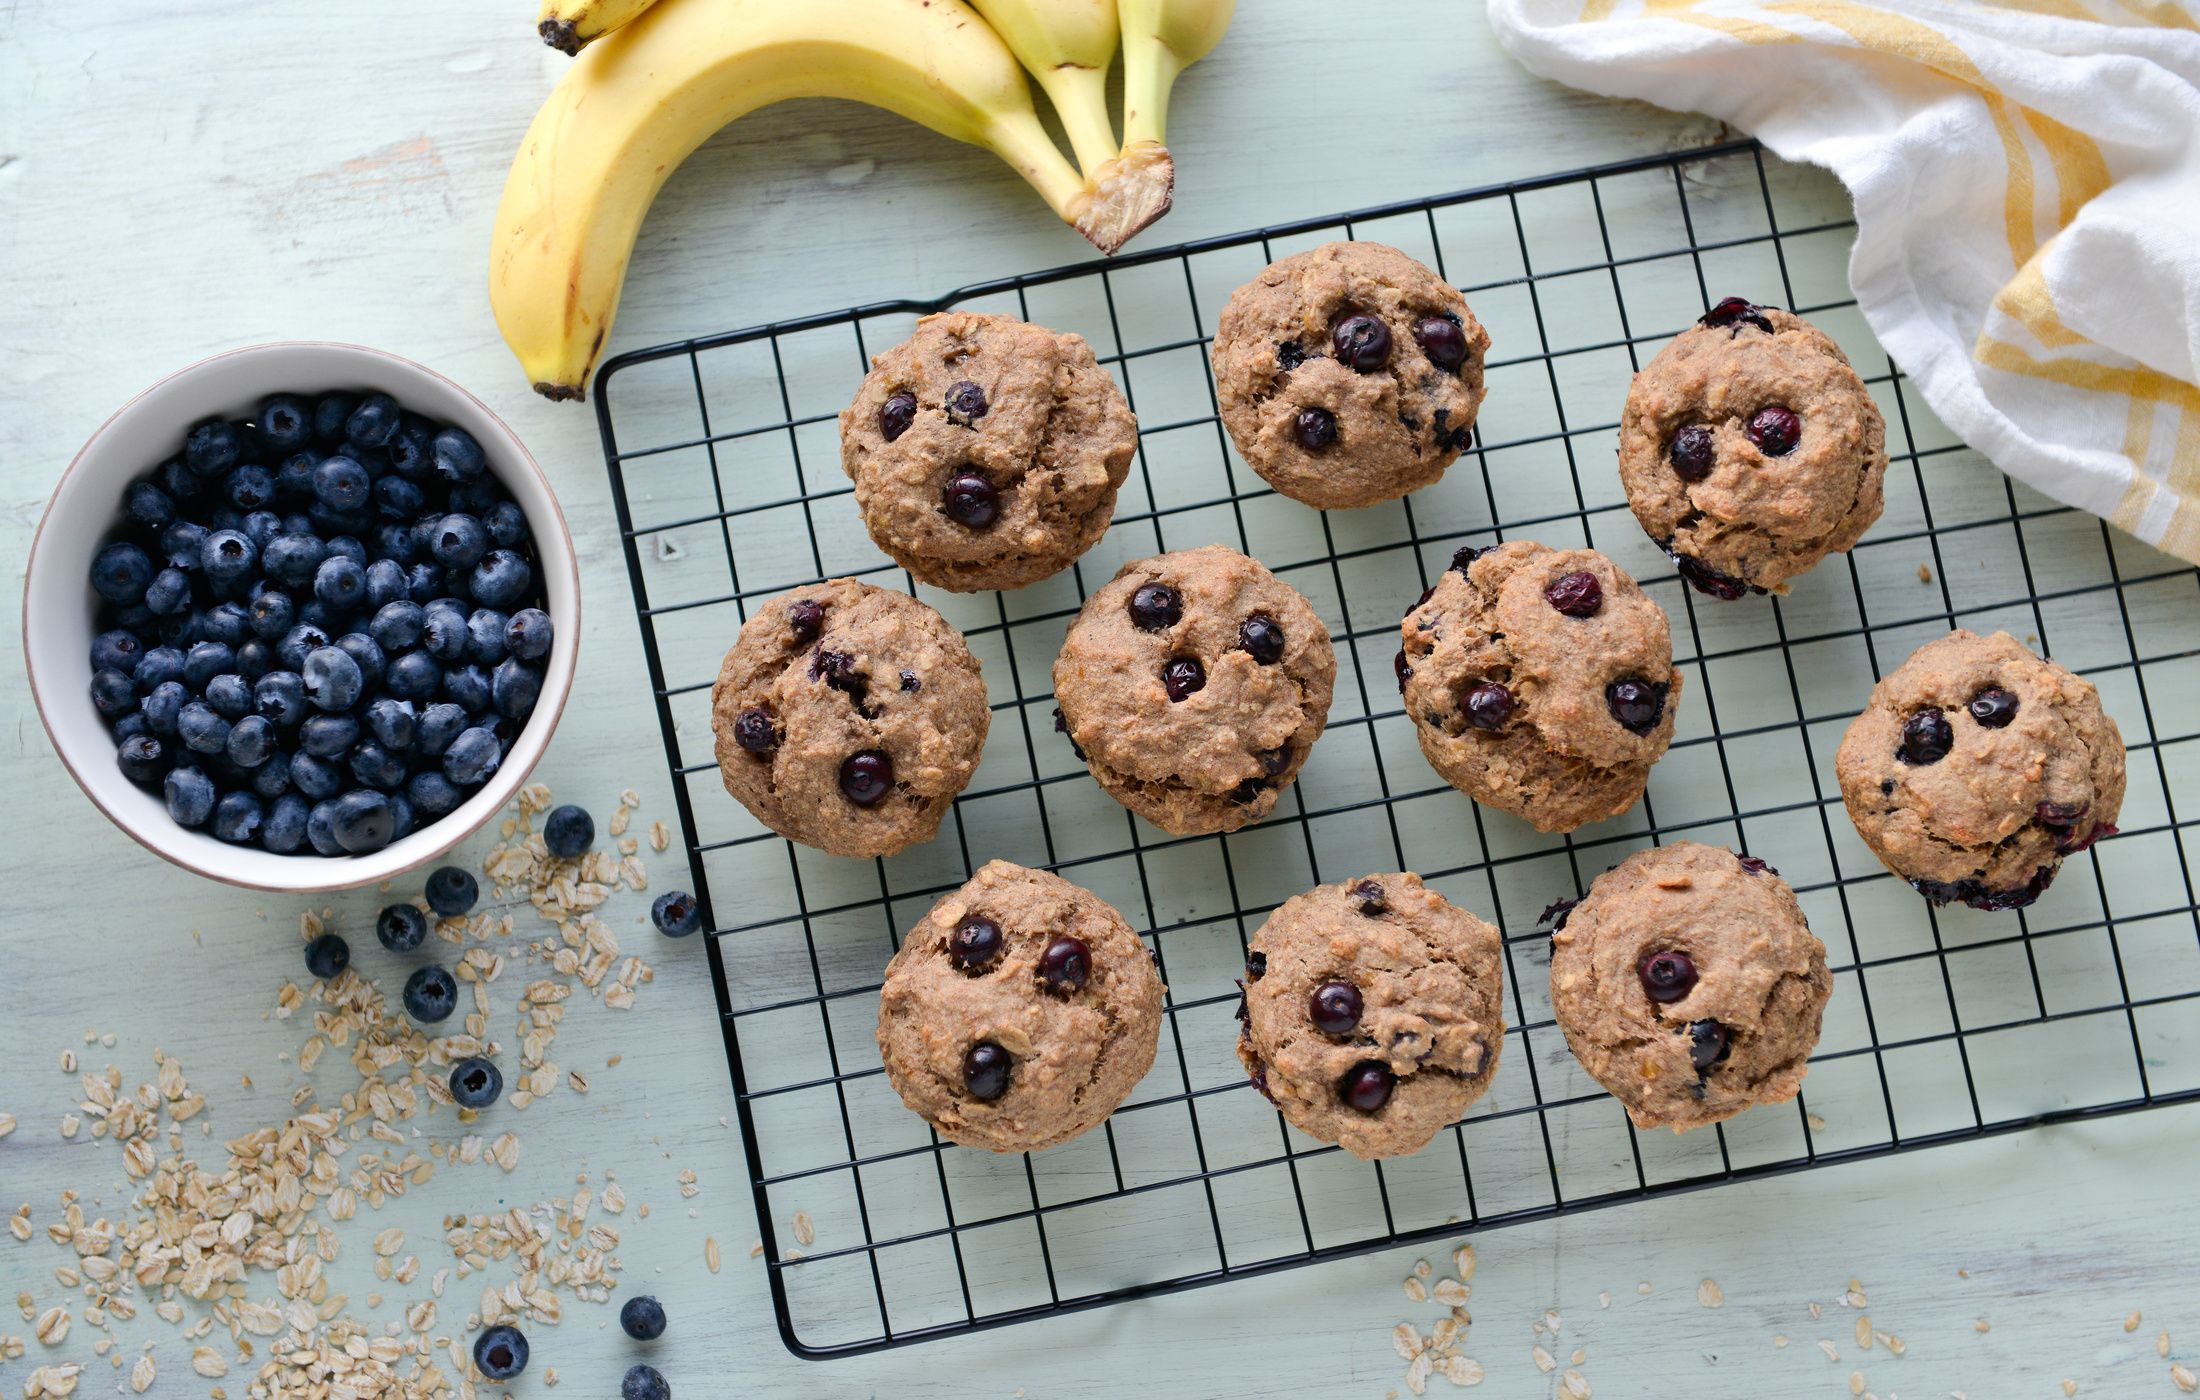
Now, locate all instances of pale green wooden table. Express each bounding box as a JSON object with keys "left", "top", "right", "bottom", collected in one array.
[{"left": 4, "top": 2, "right": 2196, "bottom": 1395}]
